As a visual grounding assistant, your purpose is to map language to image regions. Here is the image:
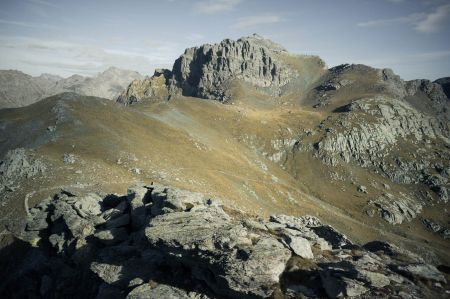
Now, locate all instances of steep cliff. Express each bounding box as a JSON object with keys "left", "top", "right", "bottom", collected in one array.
[{"left": 117, "top": 34, "right": 326, "bottom": 104}]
